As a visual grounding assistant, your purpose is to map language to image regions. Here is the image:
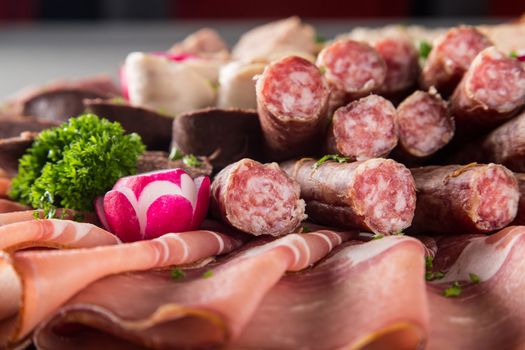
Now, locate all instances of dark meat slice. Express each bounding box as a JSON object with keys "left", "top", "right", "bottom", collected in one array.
[
  {"left": 410, "top": 164, "right": 519, "bottom": 235},
  {"left": 256, "top": 56, "right": 330, "bottom": 160},
  {"left": 282, "top": 158, "right": 416, "bottom": 235},
  {"left": 211, "top": 158, "right": 306, "bottom": 236},
  {"left": 0, "top": 132, "right": 38, "bottom": 177},
  {"left": 136, "top": 151, "right": 212, "bottom": 178},
  {"left": 172, "top": 107, "right": 262, "bottom": 170},
  {"left": 84, "top": 98, "right": 173, "bottom": 151}
]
